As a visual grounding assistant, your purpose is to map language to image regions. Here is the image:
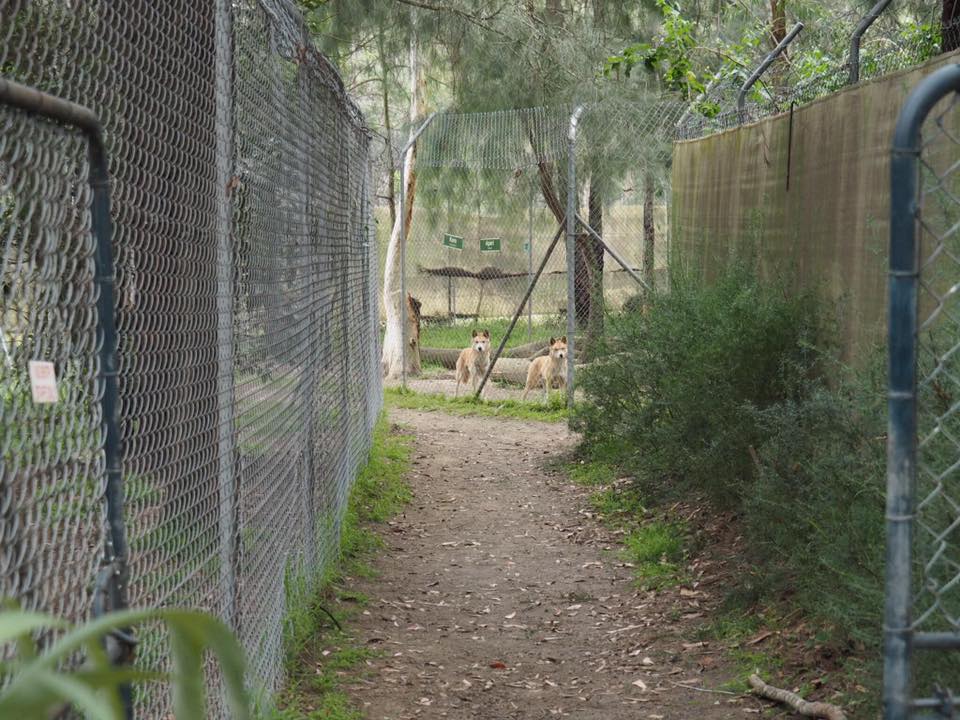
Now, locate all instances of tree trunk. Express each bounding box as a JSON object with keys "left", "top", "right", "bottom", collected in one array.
[
  {"left": 378, "top": 29, "right": 396, "bottom": 229},
  {"left": 382, "top": 23, "right": 425, "bottom": 379},
  {"left": 405, "top": 293, "right": 422, "bottom": 375},
  {"left": 643, "top": 170, "right": 655, "bottom": 288},
  {"left": 770, "top": 0, "right": 786, "bottom": 46},
  {"left": 944, "top": 0, "right": 960, "bottom": 53},
  {"left": 576, "top": 177, "right": 604, "bottom": 353}
]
